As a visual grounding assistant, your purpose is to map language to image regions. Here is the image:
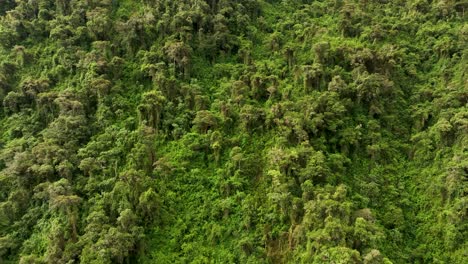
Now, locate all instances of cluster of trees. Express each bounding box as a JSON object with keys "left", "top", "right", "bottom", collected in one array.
[{"left": 0, "top": 0, "right": 466, "bottom": 263}]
